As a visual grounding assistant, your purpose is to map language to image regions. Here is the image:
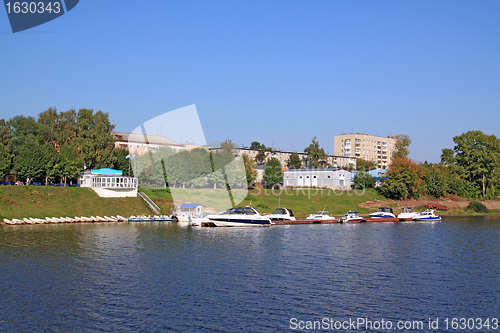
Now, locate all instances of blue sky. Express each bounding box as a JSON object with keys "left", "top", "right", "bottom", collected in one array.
[{"left": 1, "top": 0, "right": 499, "bottom": 162}]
